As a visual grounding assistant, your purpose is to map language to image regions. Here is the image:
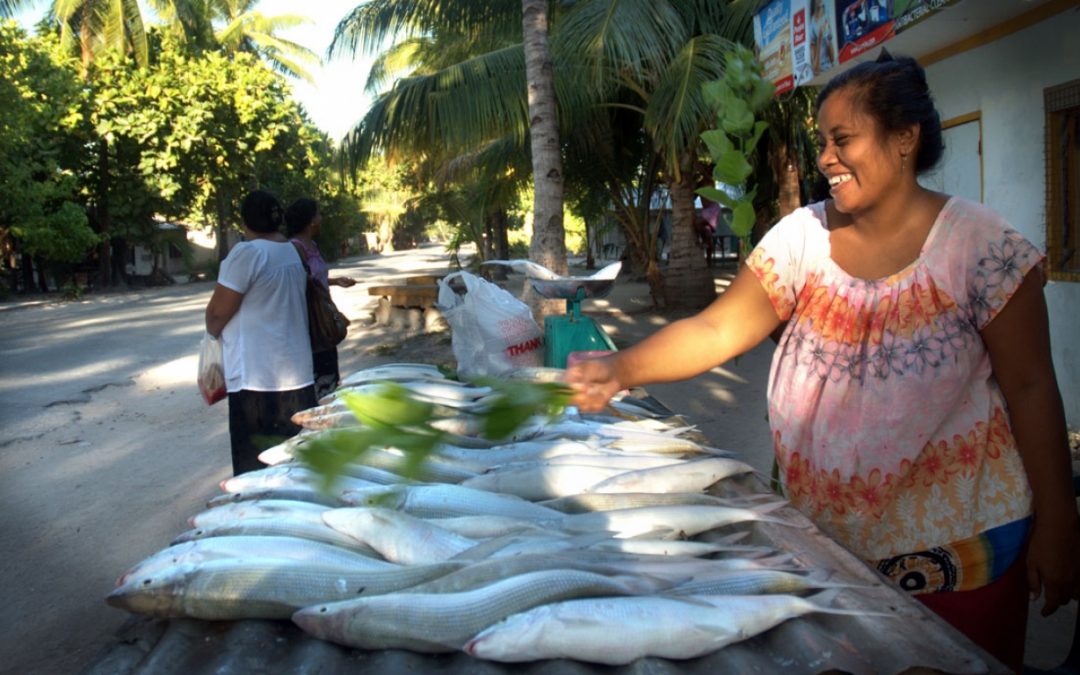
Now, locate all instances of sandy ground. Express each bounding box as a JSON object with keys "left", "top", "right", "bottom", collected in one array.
[{"left": 0, "top": 243, "right": 1073, "bottom": 674}]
